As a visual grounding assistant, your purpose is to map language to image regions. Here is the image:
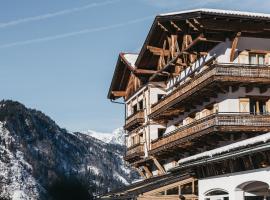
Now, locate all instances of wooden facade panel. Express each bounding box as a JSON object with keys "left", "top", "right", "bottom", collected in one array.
[
  {"left": 125, "top": 110, "right": 145, "bottom": 131},
  {"left": 150, "top": 64, "right": 270, "bottom": 120},
  {"left": 150, "top": 114, "right": 270, "bottom": 155},
  {"left": 125, "top": 143, "right": 145, "bottom": 161}
]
